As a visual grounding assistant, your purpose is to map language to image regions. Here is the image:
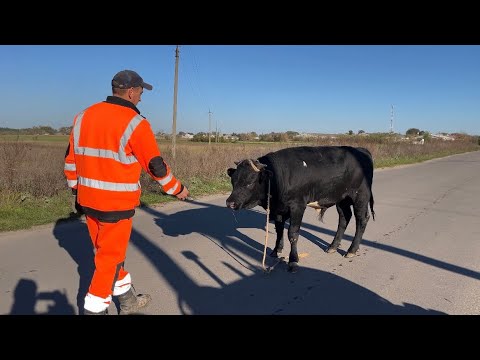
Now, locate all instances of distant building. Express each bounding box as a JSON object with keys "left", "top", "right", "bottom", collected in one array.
[
  {"left": 180, "top": 133, "right": 194, "bottom": 139},
  {"left": 431, "top": 133, "right": 455, "bottom": 141}
]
